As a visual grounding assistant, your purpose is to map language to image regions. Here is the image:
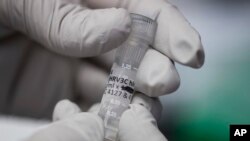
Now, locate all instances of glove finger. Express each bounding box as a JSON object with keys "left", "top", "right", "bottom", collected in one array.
[
  {"left": 86, "top": 0, "right": 204, "bottom": 67},
  {"left": 49, "top": 6, "right": 131, "bottom": 57},
  {"left": 136, "top": 49, "right": 180, "bottom": 96},
  {"left": 83, "top": 49, "right": 180, "bottom": 97},
  {"left": 132, "top": 92, "right": 162, "bottom": 121},
  {"left": 53, "top": 99, "right": 81, "bottom": 121},
  {"left": 76, "top": 60, "right": 108, "bottom": 105},
  {"left": 87, "top": 103, "right": 101, "bottom": 114},
  {"left": 85, "top": 97, "right": 164, "bottom": 140},
  {"left": 155, "top": 2, "right": 204, "bottom": 68},
  {"left": 27, "top": 113, "right": 104, "bottom": 141},
  {"left": 1, "top": 0, "right": 131, "bottom": 57},
  {"left": 119, "top": 104, "right": 167, "bottom": 141}
]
